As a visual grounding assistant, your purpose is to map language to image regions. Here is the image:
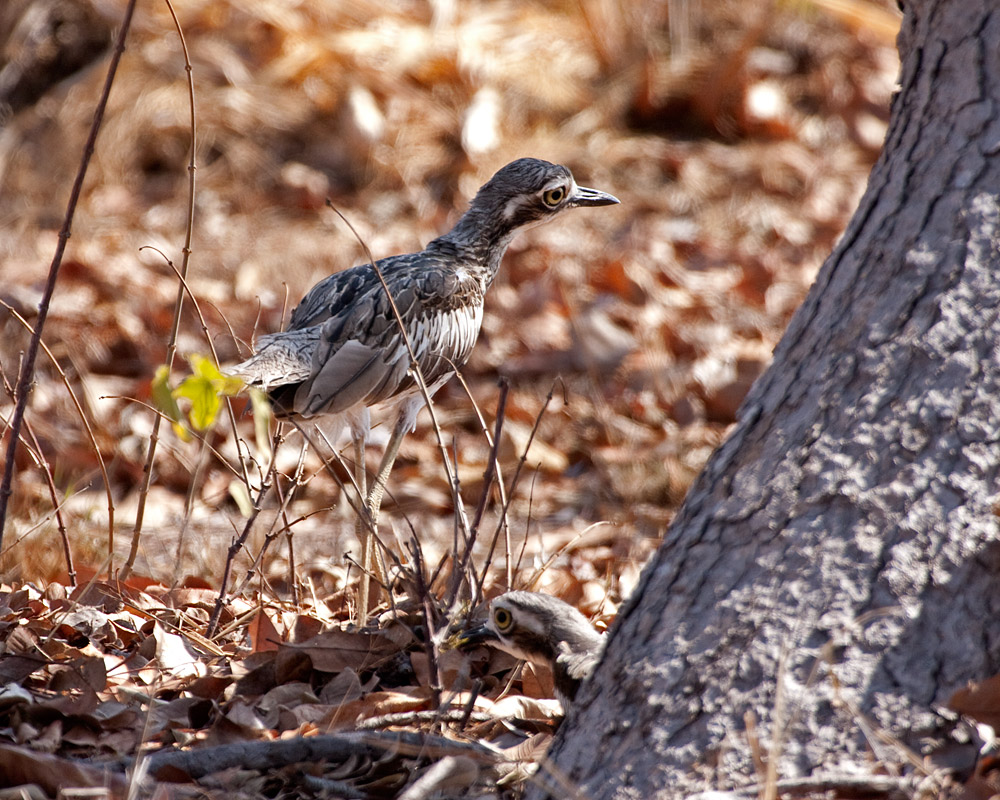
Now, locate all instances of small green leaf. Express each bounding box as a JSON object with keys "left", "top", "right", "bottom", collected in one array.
[
  {"left": 189, "top": 354, "right": 245, "bottom": 396},
  {"left": 151, "top": 365, "right": 191, "bottom": 442},
  {"left": 173, "top": 373, "right": 221, "bottom": 431},
  {"left": 188, "top": 353, "right": 220, "bottom": 379},
  {"left": 171, "top": 354, "right": 247, "bottom": 431}
]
